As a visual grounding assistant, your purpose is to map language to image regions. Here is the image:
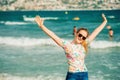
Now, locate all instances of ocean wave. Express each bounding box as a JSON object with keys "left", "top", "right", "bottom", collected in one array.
[
  {"left": 4, "top": 21, "right": 28, "bottom": 25},
  {"left": 23, "top": 15, "right": 35, "bottom": 21},
  {"left": 0, "top": 36, "right": 120, "bottom": 48},
  {"left": 23, "top": 15, "right": 59, "bottom": 22},
  {"left": 0, "top": 37, "right": 57, "bottom": 47},
  {"left": 0, "top": 73, "right": 109, "bottom": 80},
  {"left": 43, "top": 17, "right": 59, "bottom": 20},
  {"left": 90, "top": 75, "right": 104, "bottom": 80},
  {"left": 107, "top": 15, "right": 115, "bottom": 19},
  {"left": 0, "top": 73, "right": 64, "bottom": 80},
  {"left": 0, "top": 21, "right": 5, "bottom": 24},
  {"left": 90, "top": 40, "right": 120, "bottom": 49}
]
